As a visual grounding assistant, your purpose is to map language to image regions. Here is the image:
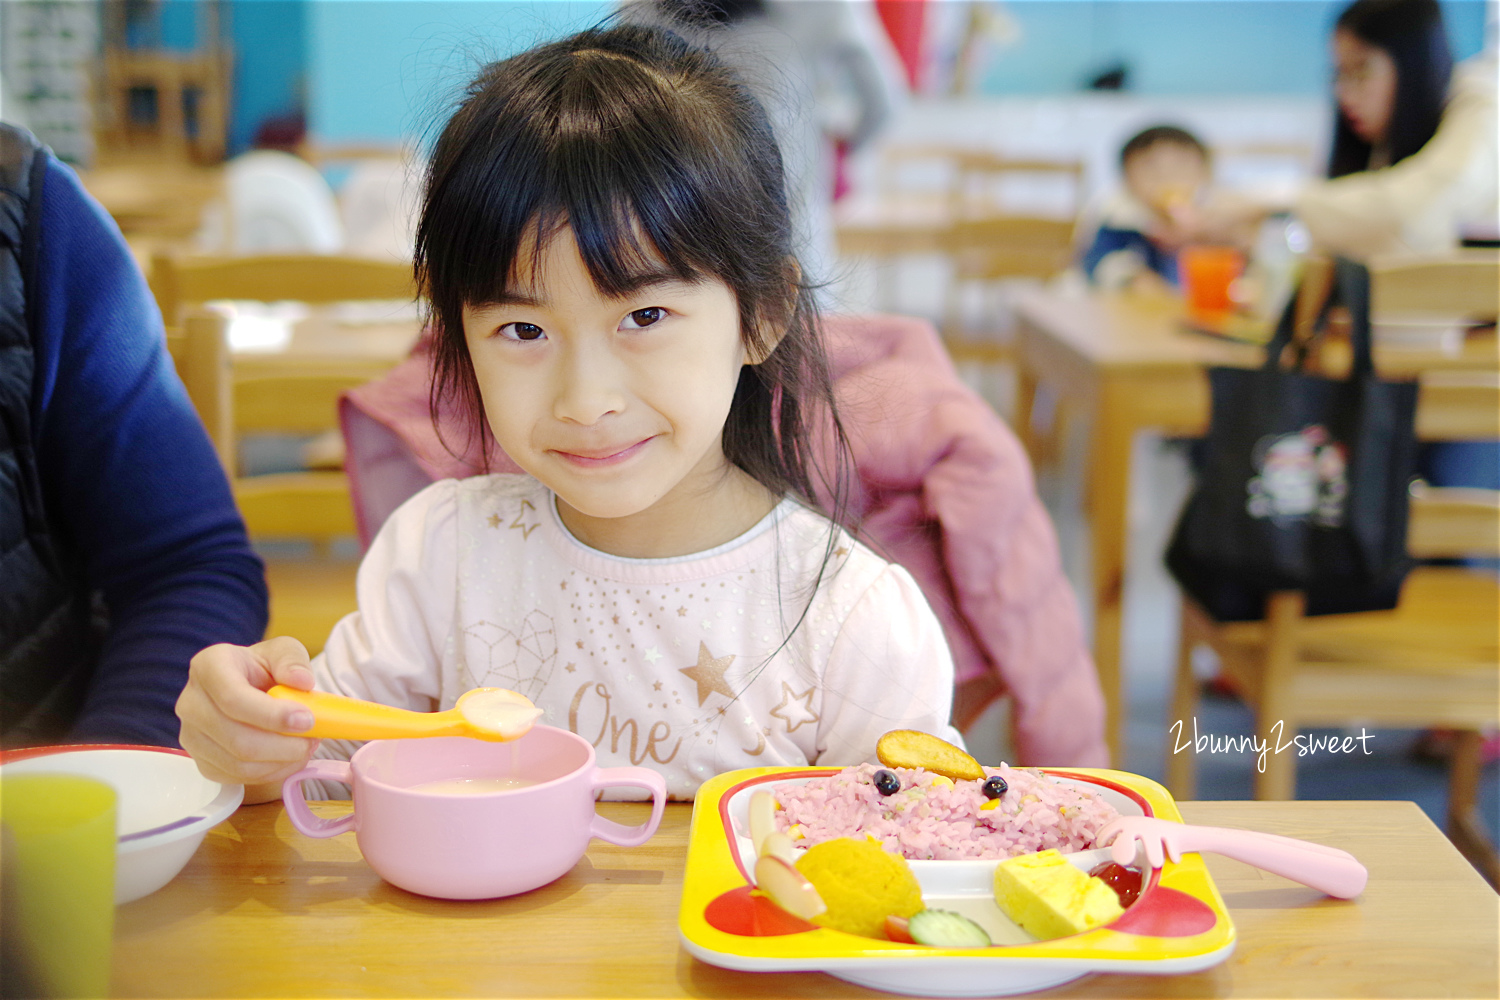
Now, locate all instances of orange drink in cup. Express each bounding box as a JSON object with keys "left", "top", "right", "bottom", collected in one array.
[{"left": 1179, "top": 245, "right": 1245, "bottom": 319}]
